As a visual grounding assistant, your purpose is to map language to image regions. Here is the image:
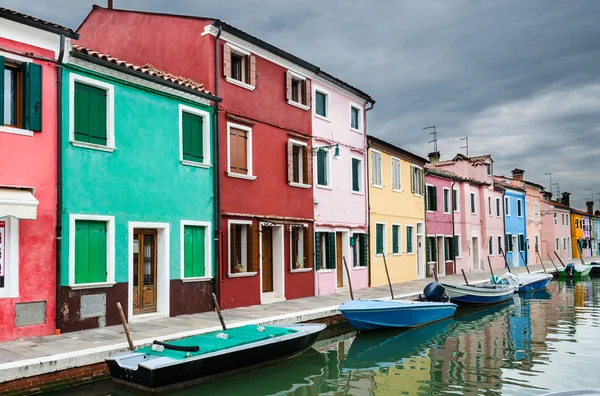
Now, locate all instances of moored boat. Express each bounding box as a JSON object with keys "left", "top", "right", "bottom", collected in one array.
[
  {"left": 338, "top": 299, "right": 457, "bottom": 331},
  {"left": 588, "top": 262, "right": 600, "bottom": 276},
  {"left": 106, "top": 323, "right": 326, "bottom": 392},
  {"left": 439, "top": 282, "right": 515, "bottom": 306},
  {"left": 502, "top": 273, "right": 553, "bottom": 293},
  {"left": 557, "top": 264, "right": 593, "bottom": 279}
]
